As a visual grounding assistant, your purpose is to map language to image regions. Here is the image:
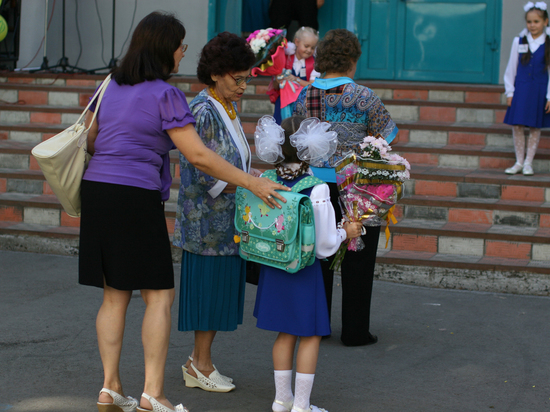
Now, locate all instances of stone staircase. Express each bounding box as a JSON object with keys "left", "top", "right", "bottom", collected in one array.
[{"left": 1, "top": 73, "right": 549, "bottom": 294}]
